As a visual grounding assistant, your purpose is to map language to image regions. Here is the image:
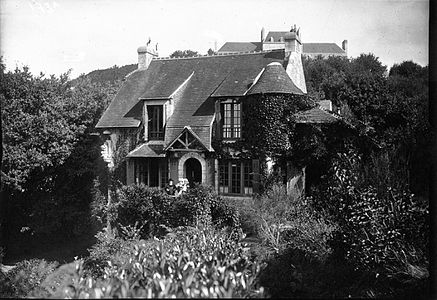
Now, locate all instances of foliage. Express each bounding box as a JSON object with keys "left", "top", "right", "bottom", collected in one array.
[
  {"left": 312, "top": 148, "right": 429, "bottom": 287},
  {"left": 93, "top": 183, "right": 241, "bottom": 239},
  {"left": 0, "top": 259, "right": 59, "bottom": 298},
  {"left": 169, "top": 49, "right": 200, "bottom": 58},
  {"left": 84, "top": 226, "right": 143, "bottom": 278},
  {"left": 113, "top": 184, "right": 173, "bottom": 237},
  {"left": 172, "top": 184, "right": 240, "bottom": 229},
  {"left": 252, "top": 184, "right": 336, "bottom": 260},
  {"left": 302, "top": 55, "right": 431, "bottom": 196},
  {"left": 45, "top": 227, "right": 265, "bottom": 298},
  {"left": 241, "top": 93, "right": 314, "bottom": 159},
  {"left": 207, "top": 48, "right": 216, "bottom": 56},
  {"left": 71, "top": 63, "right": 136, "bottom": 85},
  {"left": 1, "top": 62, "right": 117, "bottom": 243}
]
